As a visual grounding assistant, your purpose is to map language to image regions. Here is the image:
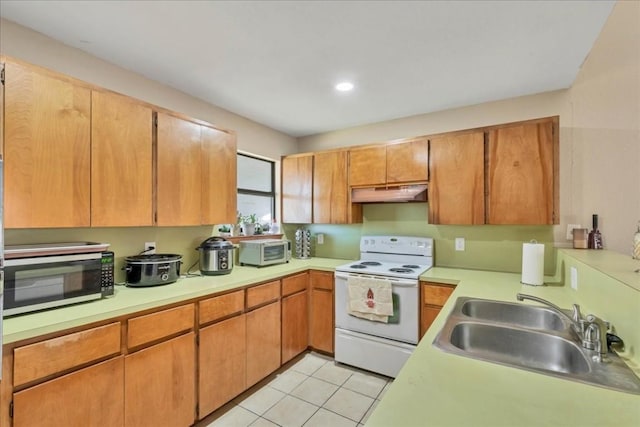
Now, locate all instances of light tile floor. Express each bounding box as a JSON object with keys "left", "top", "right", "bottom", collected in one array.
[{"left": 199, "top": 352, "right": 393, "bottom": 427}]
